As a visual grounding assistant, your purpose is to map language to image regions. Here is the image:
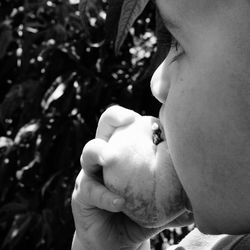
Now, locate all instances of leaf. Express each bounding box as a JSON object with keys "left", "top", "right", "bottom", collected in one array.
[
  {"left": 41, "top": 76, "right": 67, "bottom": 111},
  {"left": 16, "top": 158, "right": 41, "bottom": 188},
  {"left": 2, "top": 214, "right": 32, "bottom": 249},
  {"left": 0, "top": 21, "right": 12, "bottom": 59},
  {"left": 14, "top": 120, "right": 40, "bottom": 145},
  {"left": 0, "top": 202, "right": 27, "bottom": 219},
  {"left": 41, "top": 72, "right": 77, "bottom": 115},
  {"left": 104, "top": 0, "right": 123, "bottom": 42},
  {"left": 41, "top": 171, "right": 61, "bottom": 198},
  {"left": 79, "top": 0, "right": 88, "bottom": 24},
  {"left": 79, "top": 0, "right": 103, "bottom": 34},
  {"left": 50, "top": 23, "right": 67, "bottom": 43},
  {"left": 115, "top": 0, "right": 150, "bottom": 54},
  {"left": 41, "top": 209, "right": 53, "bottom": 247},
  {"left": 0, "top": 136, "right": 13, "bottom": 154},
  {"left": 0, "top": 80, "right": 42, "bottom": 134}
]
